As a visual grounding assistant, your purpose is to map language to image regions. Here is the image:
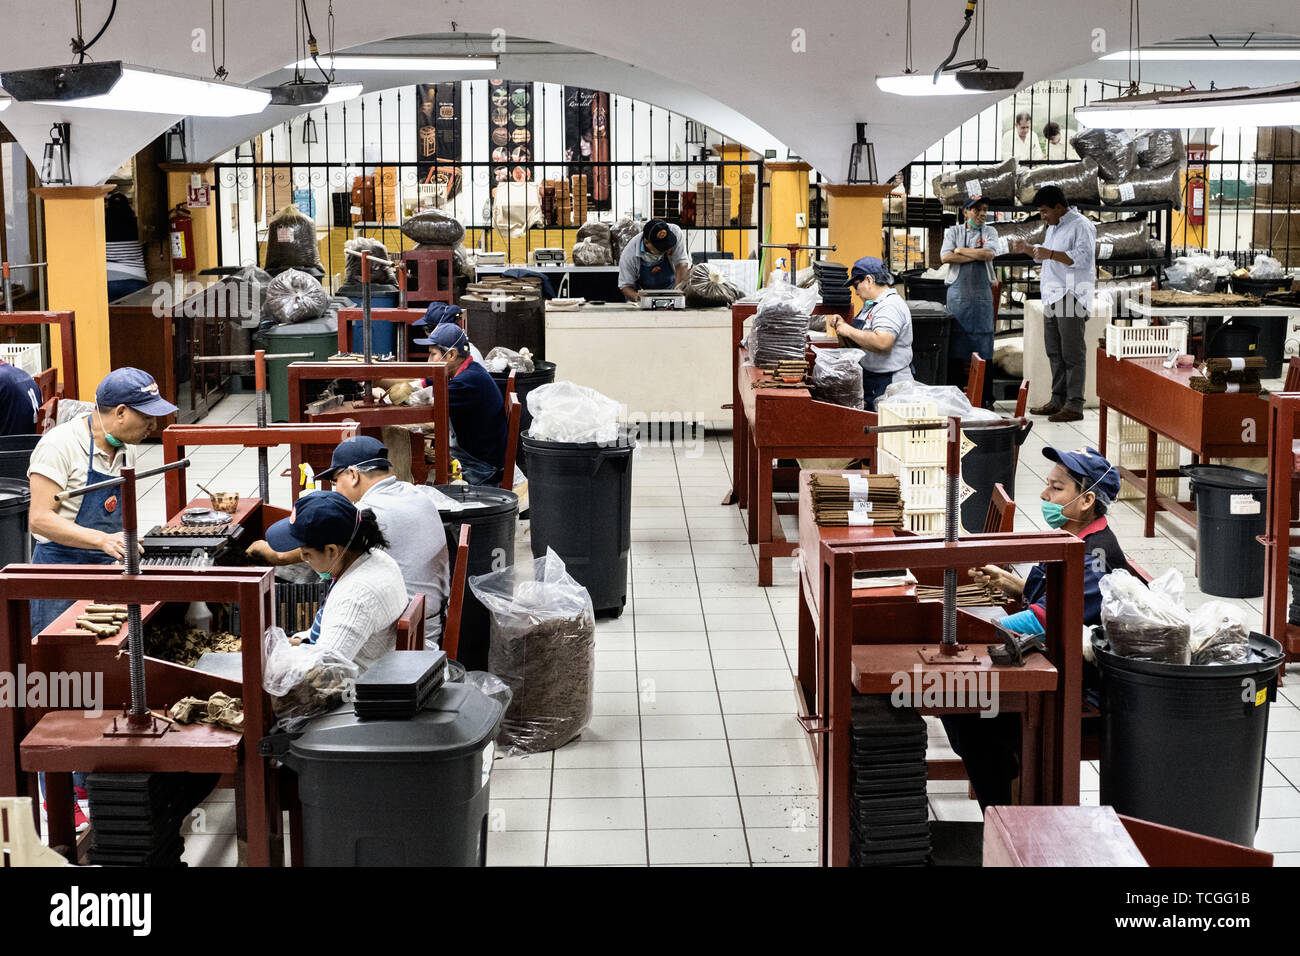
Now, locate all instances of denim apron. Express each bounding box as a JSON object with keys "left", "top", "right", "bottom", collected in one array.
[
  {"left": 946, "top": 226, "right": 996, "bottom": 362},
  {"left": 29, "top": 417, "right": 122, "bottom": 635},
  {"left": 638, "top": 244, "right": 675, "bottom": 290}
]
